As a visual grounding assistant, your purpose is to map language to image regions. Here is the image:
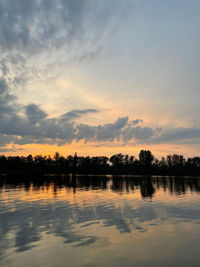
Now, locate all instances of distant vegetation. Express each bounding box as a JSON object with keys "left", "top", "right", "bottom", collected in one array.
[{"left": 1, "top": 150, "right": 200, "bottom": 176}]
